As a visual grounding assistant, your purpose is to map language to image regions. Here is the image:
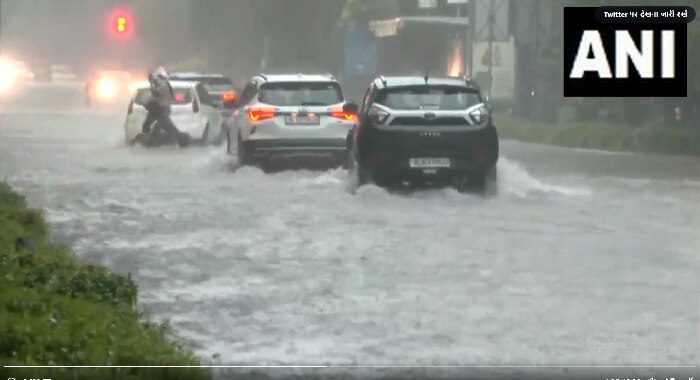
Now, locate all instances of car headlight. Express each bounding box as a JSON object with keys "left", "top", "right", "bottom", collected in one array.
[
  {"left": 368, "top": 106, "right": 390, "bottom": 125},
  {"left": 96, "top": 78, "right": 117, "bottom": 99},
  {"left": 469, "top": 105, "right": 490, "bottom": 125},
  {"left": 0, "top": 61, "right": 17, "bottom": 93}
]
